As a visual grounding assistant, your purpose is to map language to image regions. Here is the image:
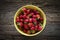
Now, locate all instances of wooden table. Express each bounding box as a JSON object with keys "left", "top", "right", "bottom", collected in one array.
[{"left": 0, "top": 0, "right": 60, "bottom": 40}]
